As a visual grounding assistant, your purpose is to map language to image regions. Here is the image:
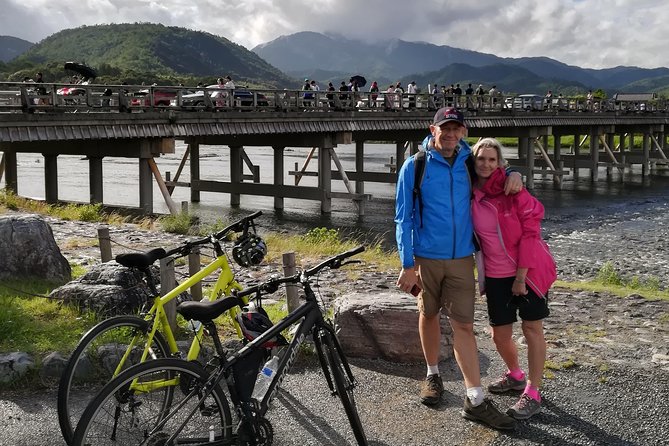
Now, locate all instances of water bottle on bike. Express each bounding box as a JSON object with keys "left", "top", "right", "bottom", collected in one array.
[{"left": 252, "top": 355, "right": 279, "bottom": 401}]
